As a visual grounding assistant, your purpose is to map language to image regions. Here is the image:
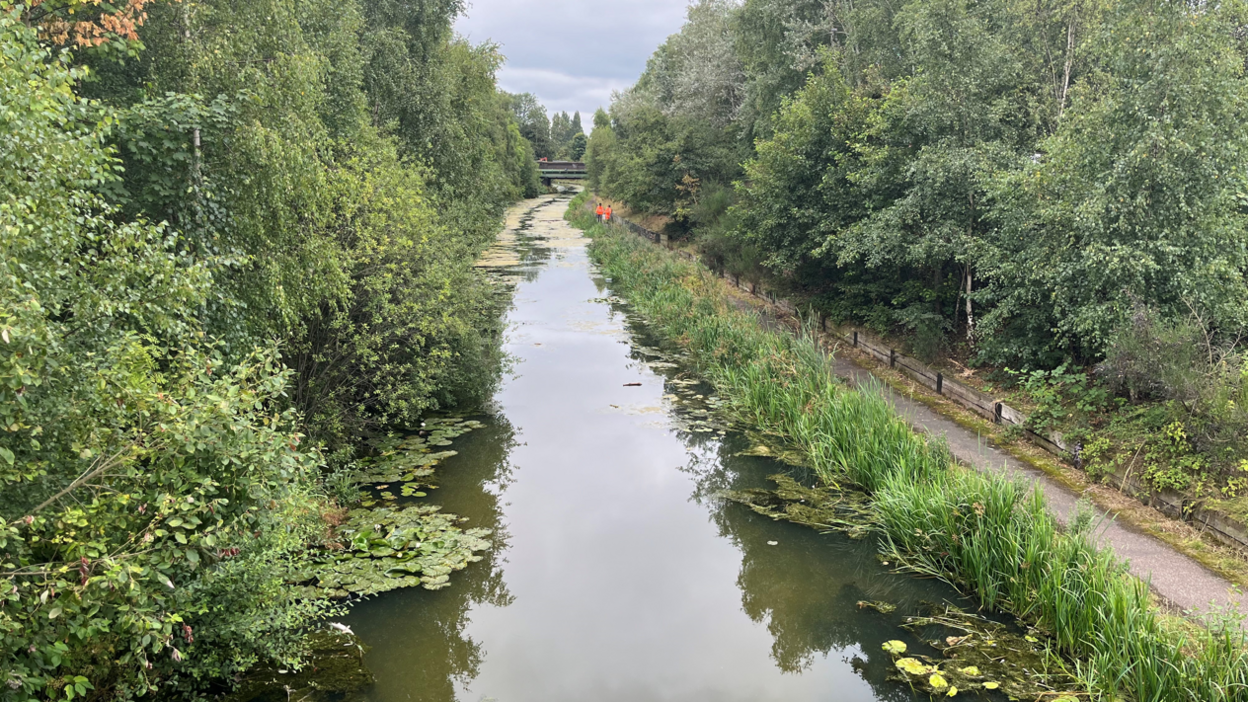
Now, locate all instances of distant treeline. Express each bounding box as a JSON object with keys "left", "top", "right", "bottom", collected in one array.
[
  {"left": 587, "top": 0, "right": 1248, "bottom": 369},
  {"left": 512, "top": 92, "right": 588, "bottom": 161},
  {"left": 1, "top": 0, "right": 540, "bottom": 699}
]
